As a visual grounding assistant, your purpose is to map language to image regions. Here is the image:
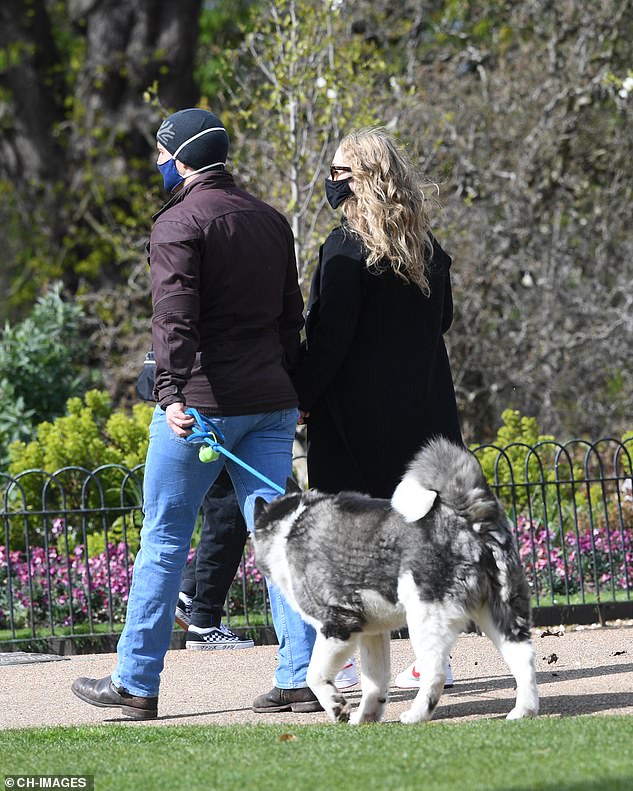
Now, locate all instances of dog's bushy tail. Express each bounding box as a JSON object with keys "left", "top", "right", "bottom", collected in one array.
[
  {"left": 393, "top": 438, "right": 532, "bottom": 639},
  {"left": 392, "top": 437, "right": 504, "bottom": 527}
]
